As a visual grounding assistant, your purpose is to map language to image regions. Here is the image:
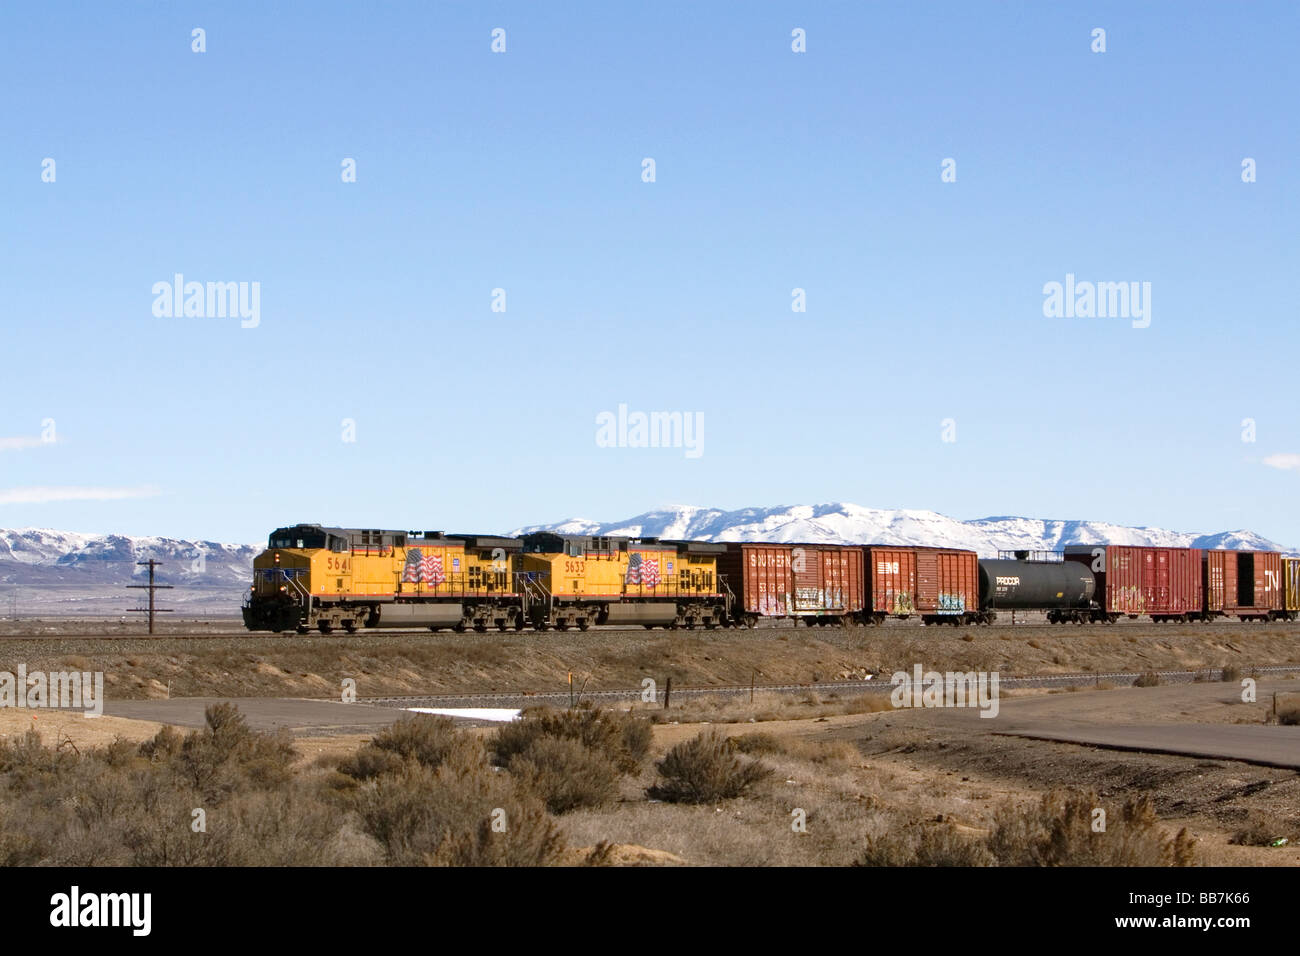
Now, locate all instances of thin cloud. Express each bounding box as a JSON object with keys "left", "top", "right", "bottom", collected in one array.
[
  {"left": 1262, "top": 454, "right": 1300, "bottom": 472},
  {"left": 0, "top": 485, "right": 160, "bottom": 505}
]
